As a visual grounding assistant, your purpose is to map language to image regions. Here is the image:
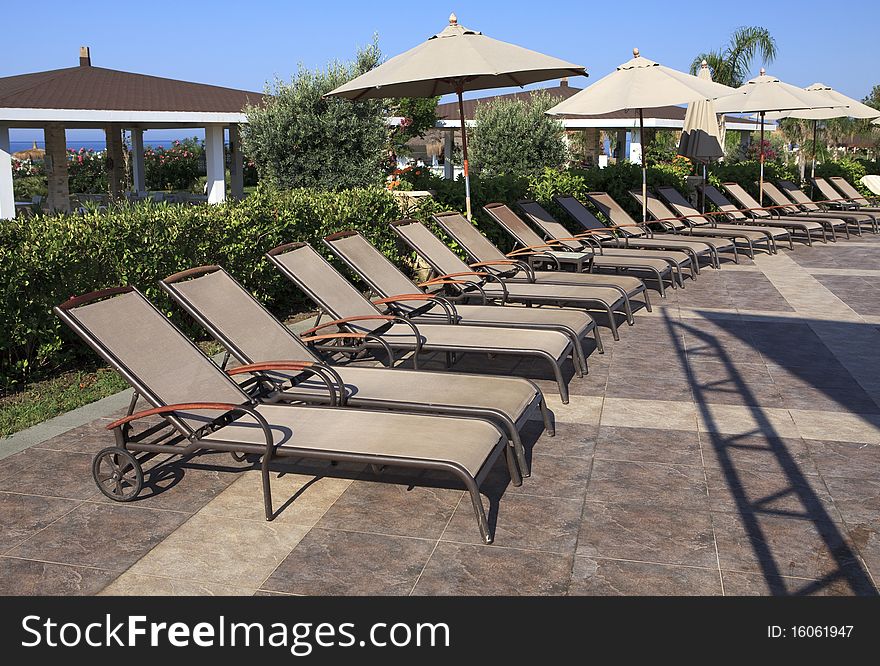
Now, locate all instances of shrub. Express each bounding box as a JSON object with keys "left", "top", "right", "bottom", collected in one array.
[
  {"left": 0, "top": 186, "right": 408, "bottom": 391},
  {"left": 12, "top": 176, "right": 47, "bottom": 202},
  {"left": 242, "top": 40, "right": 388, "bottom": 191},
  {"left": 144, "top": 138, "right": 203, "bottom": 191},
  {"left": 815, "top": 158, "right": 870, "bottom": 195},
  {"left": 707, "top": 160, "right": 799, "bottom": 199},
  {"left": 67, "top": 148, "right": 107, "bottom": 194},
  {"left": 470, "top": 91, "right": 568, "bottom": 177}
]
